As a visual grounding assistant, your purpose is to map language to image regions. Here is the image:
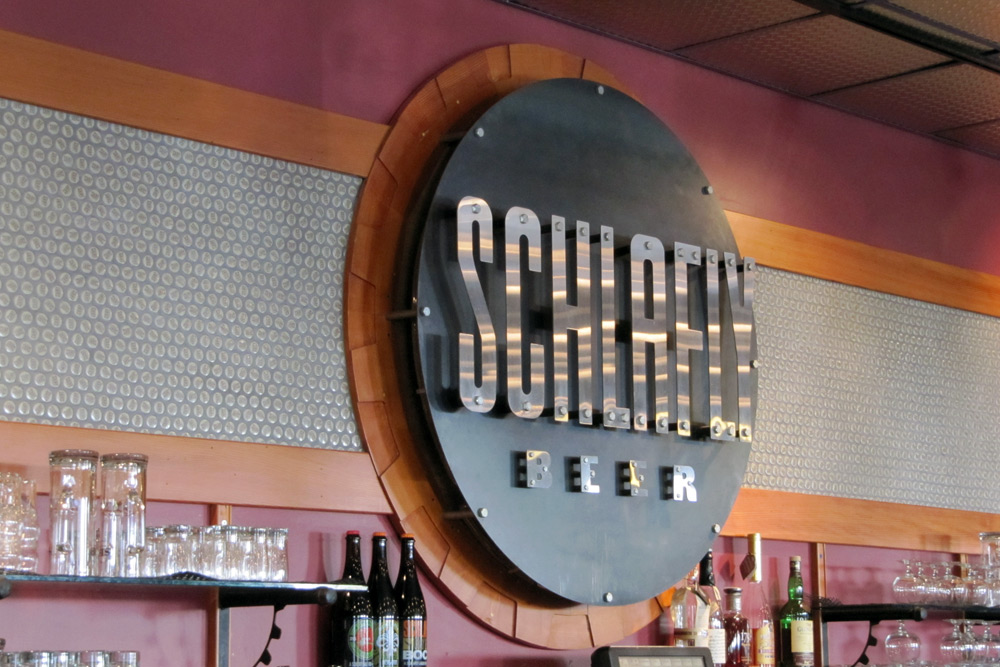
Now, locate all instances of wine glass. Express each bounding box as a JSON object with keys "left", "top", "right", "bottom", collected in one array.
[
  {"left": 983, "top": 620, "right": 1000, "bottom": 664},
  {"left": 893, "top": 559, "right": 925, "bottom": 604},
  {"left": 940, "top": 560, "right": 962, "bottom": 606},
  {"left": 941, "top": 619, "right": 975, "bottom": 665},
  {"left": 884, "top": 619, "right": 921, "bottom": 666}
]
